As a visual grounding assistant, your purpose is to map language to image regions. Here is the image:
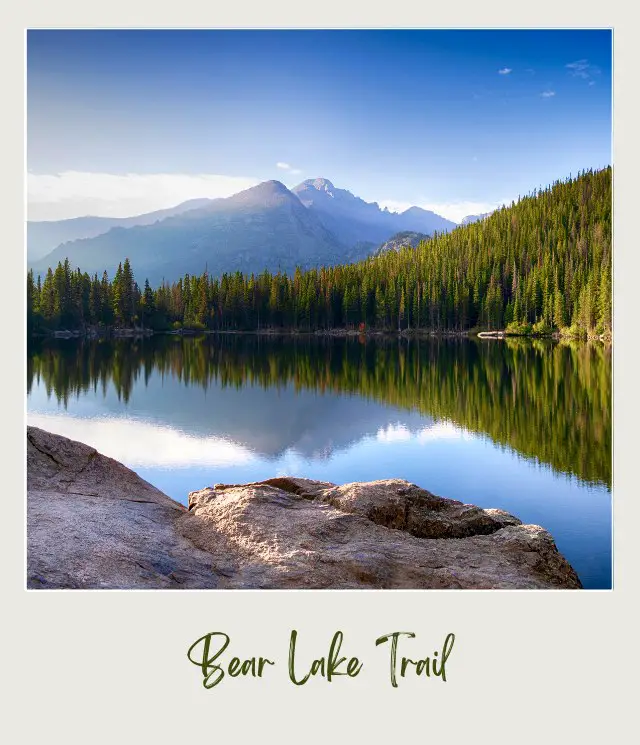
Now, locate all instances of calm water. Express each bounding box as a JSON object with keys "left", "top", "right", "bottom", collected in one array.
[{"left": 26, "top": 334, "right": 612, "bottom": 589}]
